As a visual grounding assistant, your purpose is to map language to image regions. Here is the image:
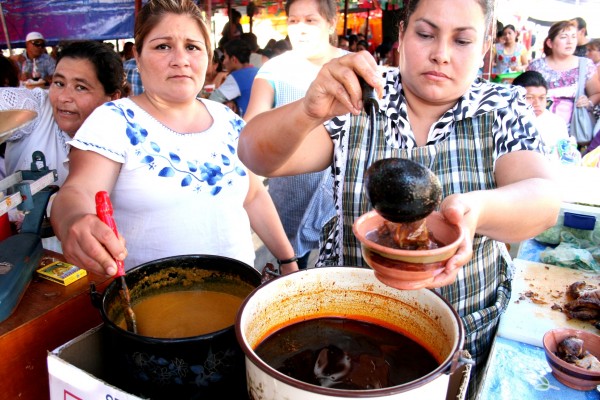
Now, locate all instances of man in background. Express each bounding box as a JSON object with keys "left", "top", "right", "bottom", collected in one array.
[
  {"left": 16, "top": 32, "right": 56, "bottom": 86},
  {"left": 209, "top": 39, "right": 258, "bottom": 117},
  {"left": 338, "top": 35, "right": 350, "bottom": 51},
  {"left": 123, "top": 58, "right": 144, "bottom": 96},
  {"left": 572, "top": 17, "right": 591, "bottom": 57}
]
